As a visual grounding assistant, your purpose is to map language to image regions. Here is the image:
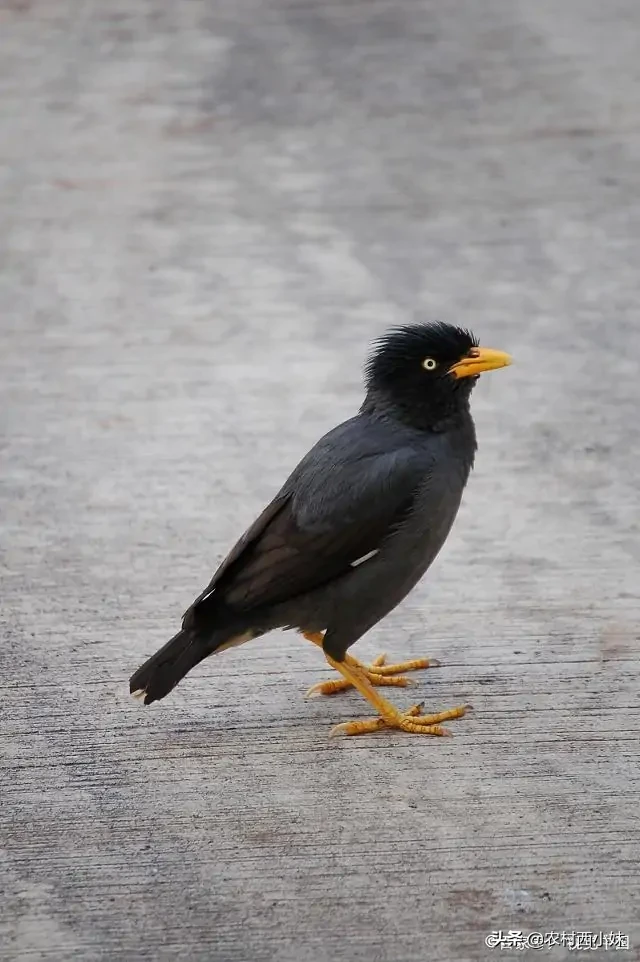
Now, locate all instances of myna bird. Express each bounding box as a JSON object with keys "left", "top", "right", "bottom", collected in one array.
[{"left": 130, "top": 322, "right": 511, "bottom": 736}]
